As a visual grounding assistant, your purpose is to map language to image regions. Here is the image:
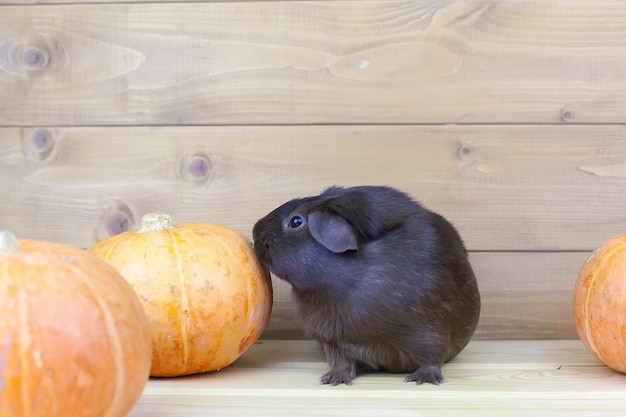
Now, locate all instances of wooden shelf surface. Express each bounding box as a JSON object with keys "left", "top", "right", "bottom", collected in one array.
[{"left": 128, "top": 340, "right": 626, "bottom": 416}]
